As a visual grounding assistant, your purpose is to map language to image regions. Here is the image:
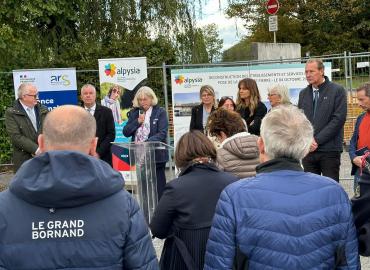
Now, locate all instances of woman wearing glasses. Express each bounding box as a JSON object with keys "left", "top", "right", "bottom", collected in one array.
[
  {"left": 189, "top": 85, "right": 216, "bottom": 133},
  {"left": 236, "top": 78, "right": 267, "bottom": 136},
  {"left": 267, "top": 84, "right": 292, "bottom": 110},
  {"left": 101, "top": 85, "right": 122, "bottom": 124}
]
